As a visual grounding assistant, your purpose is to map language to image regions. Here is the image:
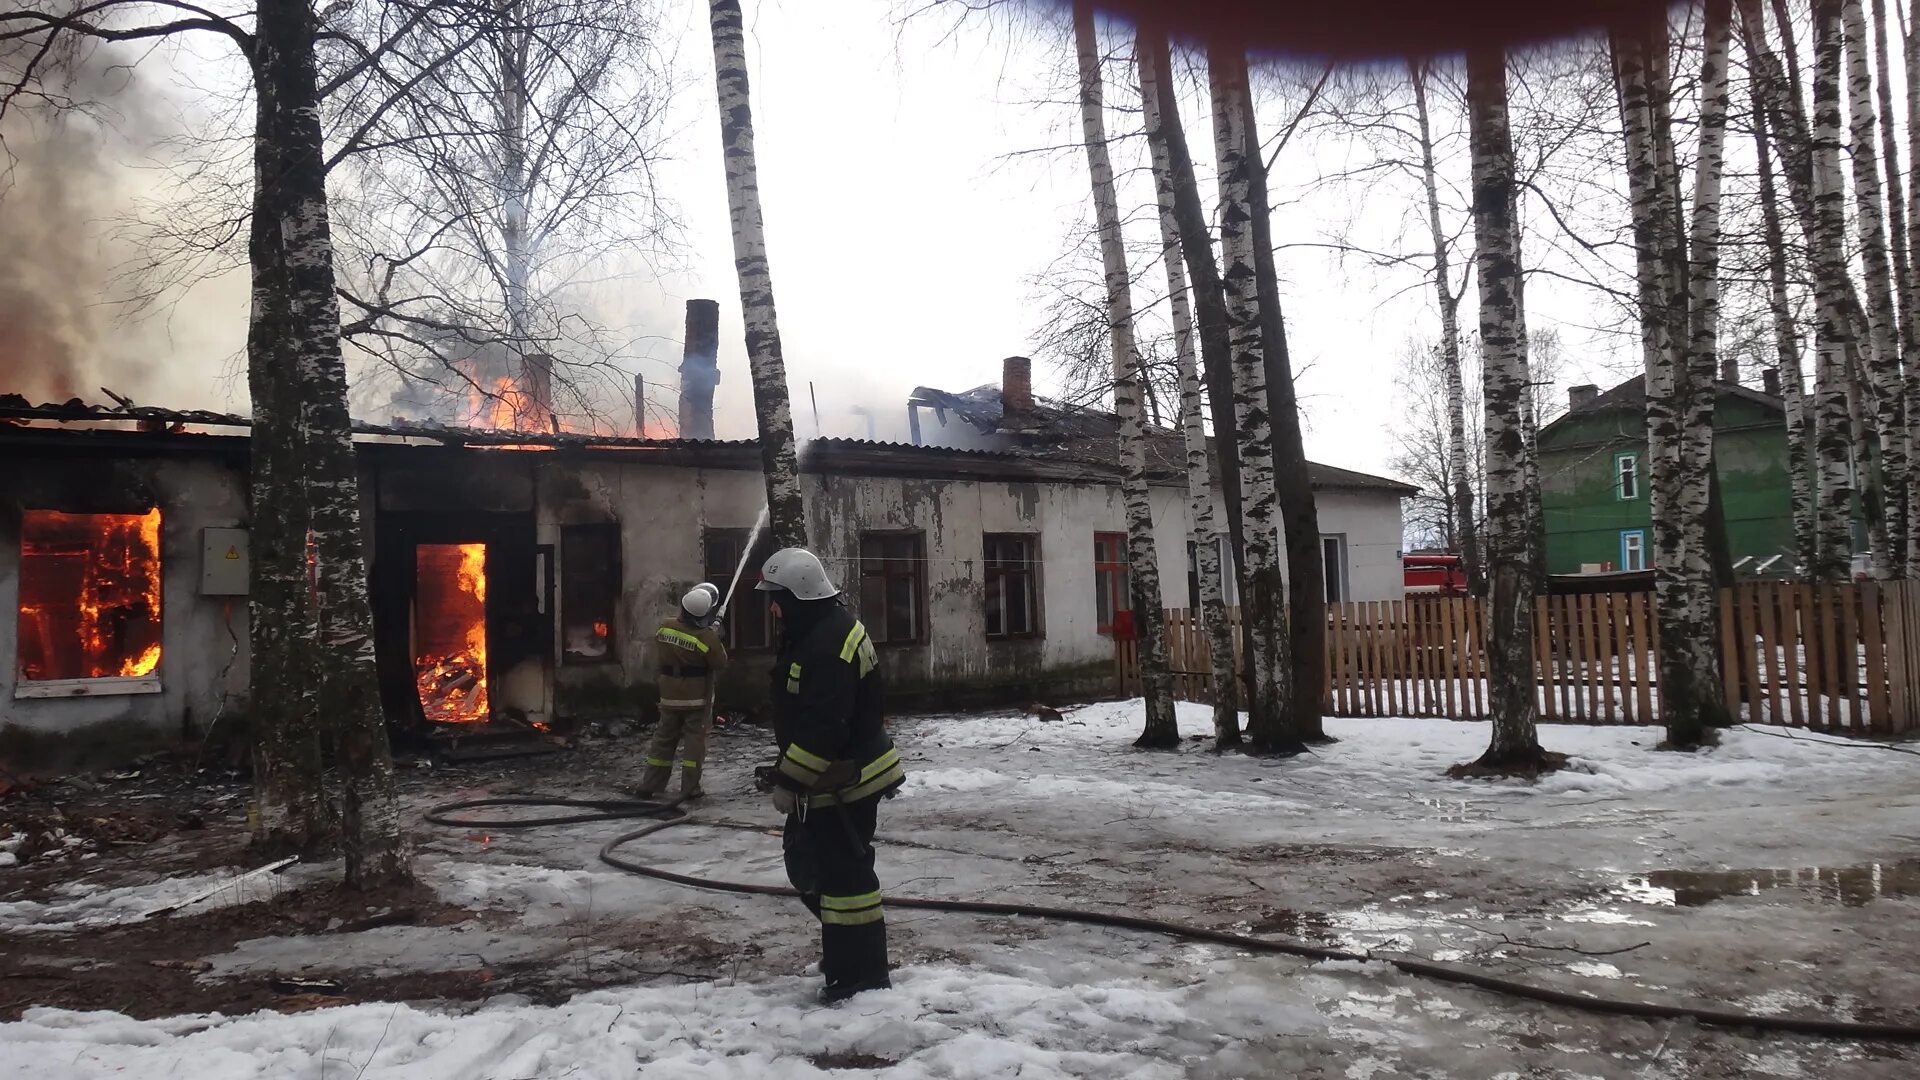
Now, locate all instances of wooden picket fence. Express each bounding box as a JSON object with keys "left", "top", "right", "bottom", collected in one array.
[{"left": 1113, "top": 581, "right": 1920, "bottom": 734}]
